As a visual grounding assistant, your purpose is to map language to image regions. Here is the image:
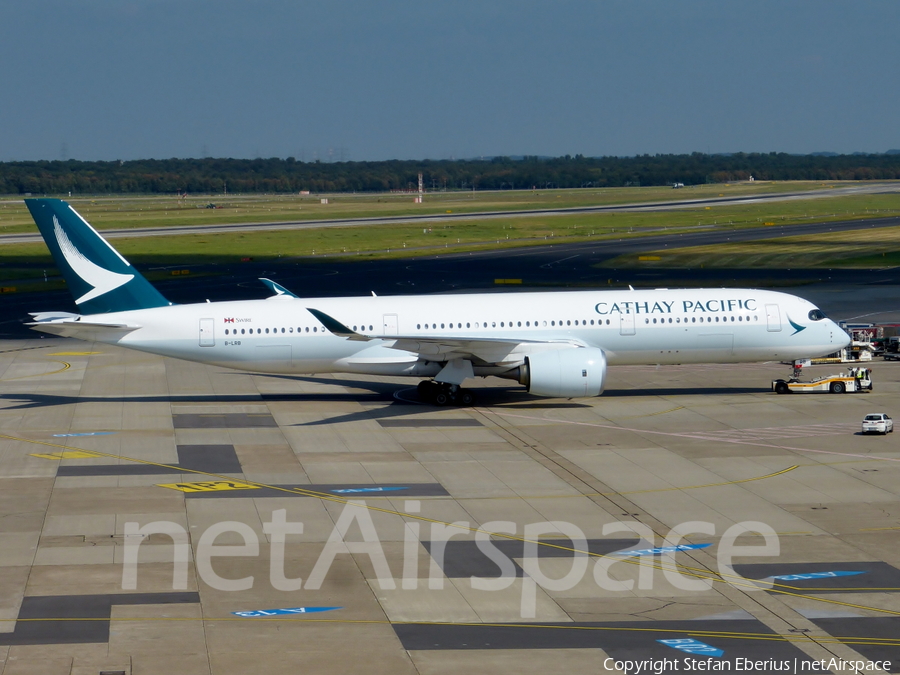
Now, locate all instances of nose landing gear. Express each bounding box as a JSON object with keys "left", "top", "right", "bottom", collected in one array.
[{"left": 416, "top": 380, "right": 476, "bottom": 406}]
